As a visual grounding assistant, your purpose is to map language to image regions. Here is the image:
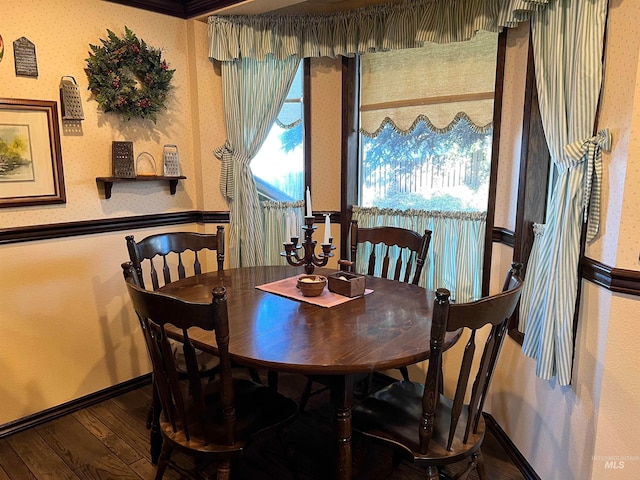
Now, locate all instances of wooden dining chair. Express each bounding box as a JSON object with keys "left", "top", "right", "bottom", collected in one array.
[
  {"left": 125, "top": 229, "right": 231, "bottom": 382},
  {"left": 126, "top": 228, "right": 225, "bottom": 291},
  {"left": 126, "top": 228, "right": 262, "bottom": 451},
  {"left": 349, "top": 220, "right": 432, "bottom": 287},
  {"left": 350, "top": 220, "right": 432, "bottom": 380},
  {"left": 351, "top": 263, "right": 523, "bottom": 480},
  {"left": 122, "top": 262, "right": 298, "bottom": 480},
  {"left": 298, "top": 221, "right": 432, "bottom": 411}
]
